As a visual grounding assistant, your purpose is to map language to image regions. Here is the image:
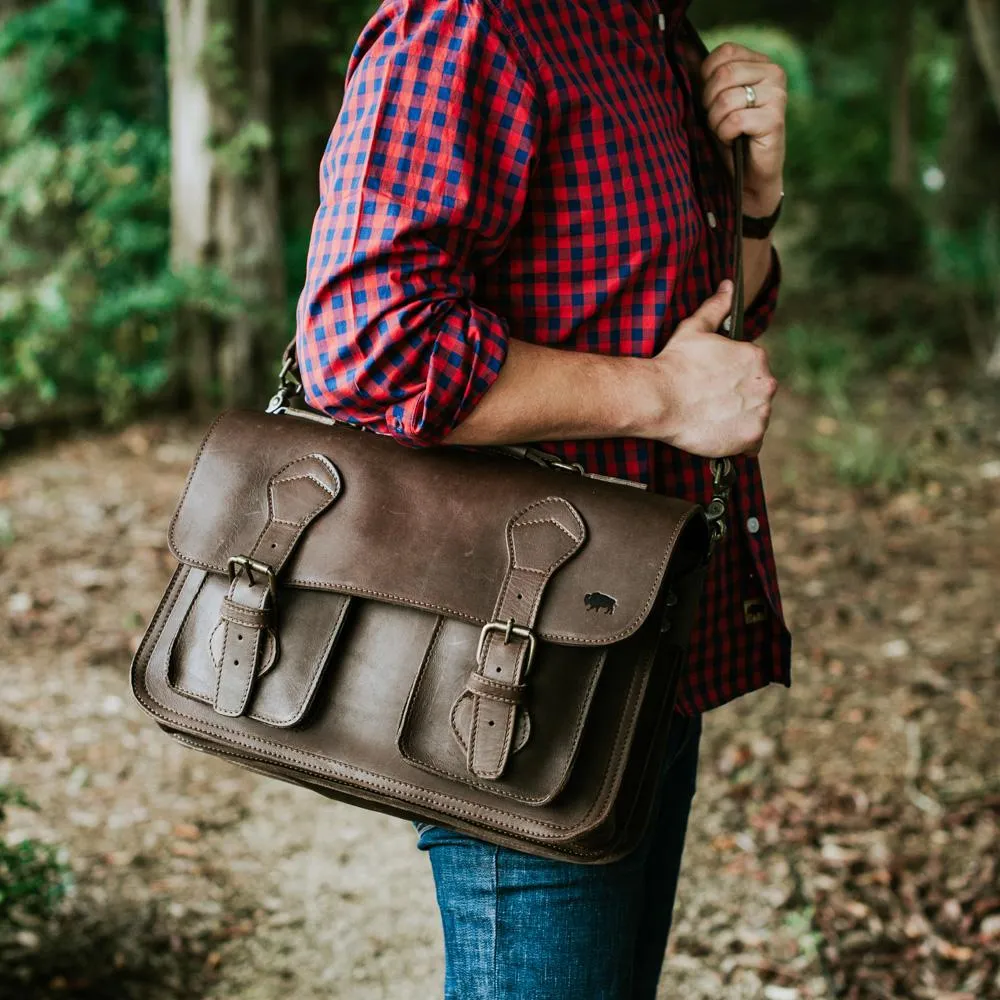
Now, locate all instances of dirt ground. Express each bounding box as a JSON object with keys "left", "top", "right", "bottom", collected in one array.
[{"left": 1, "top": 380, "right": 998, "bottom": 1000}]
